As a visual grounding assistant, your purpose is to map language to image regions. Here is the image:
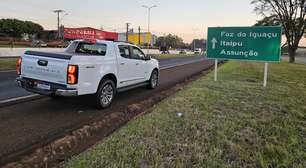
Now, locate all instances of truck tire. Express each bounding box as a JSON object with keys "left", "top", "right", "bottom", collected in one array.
[
  {"left": 95, "top": 79, "right": 116, "bottom": 109},
  {"left": 147, "top": 70, "right": 159, "bottom": 89}
]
